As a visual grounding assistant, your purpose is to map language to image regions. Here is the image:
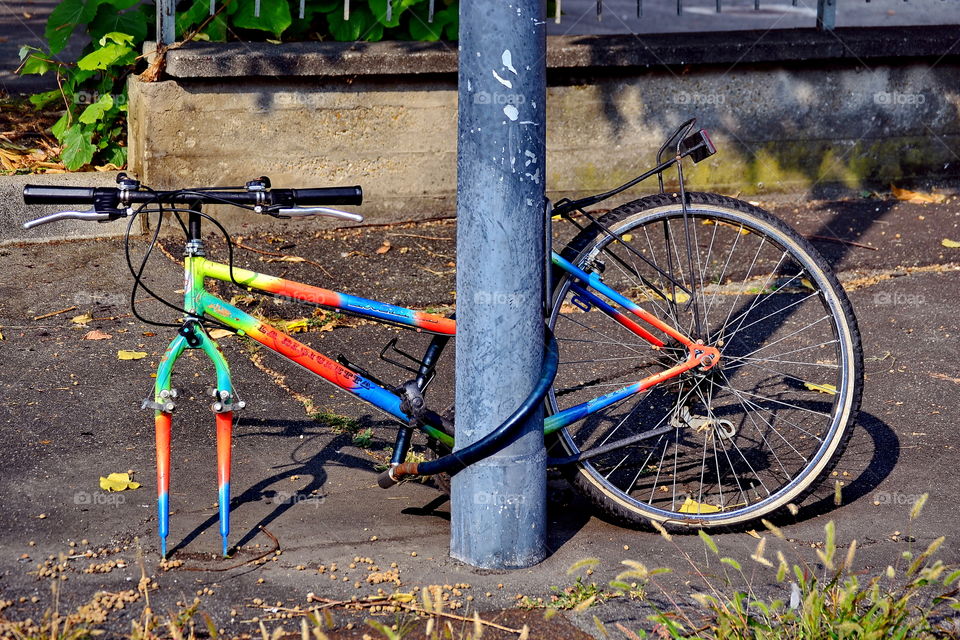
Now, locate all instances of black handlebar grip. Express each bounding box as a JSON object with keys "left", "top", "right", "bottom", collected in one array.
[
  {"left": 23, "top": 185, "right": 98, "bottom": 205},
  {"left": 290, "top": 186, "right": 363, "bottom": 206}
]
